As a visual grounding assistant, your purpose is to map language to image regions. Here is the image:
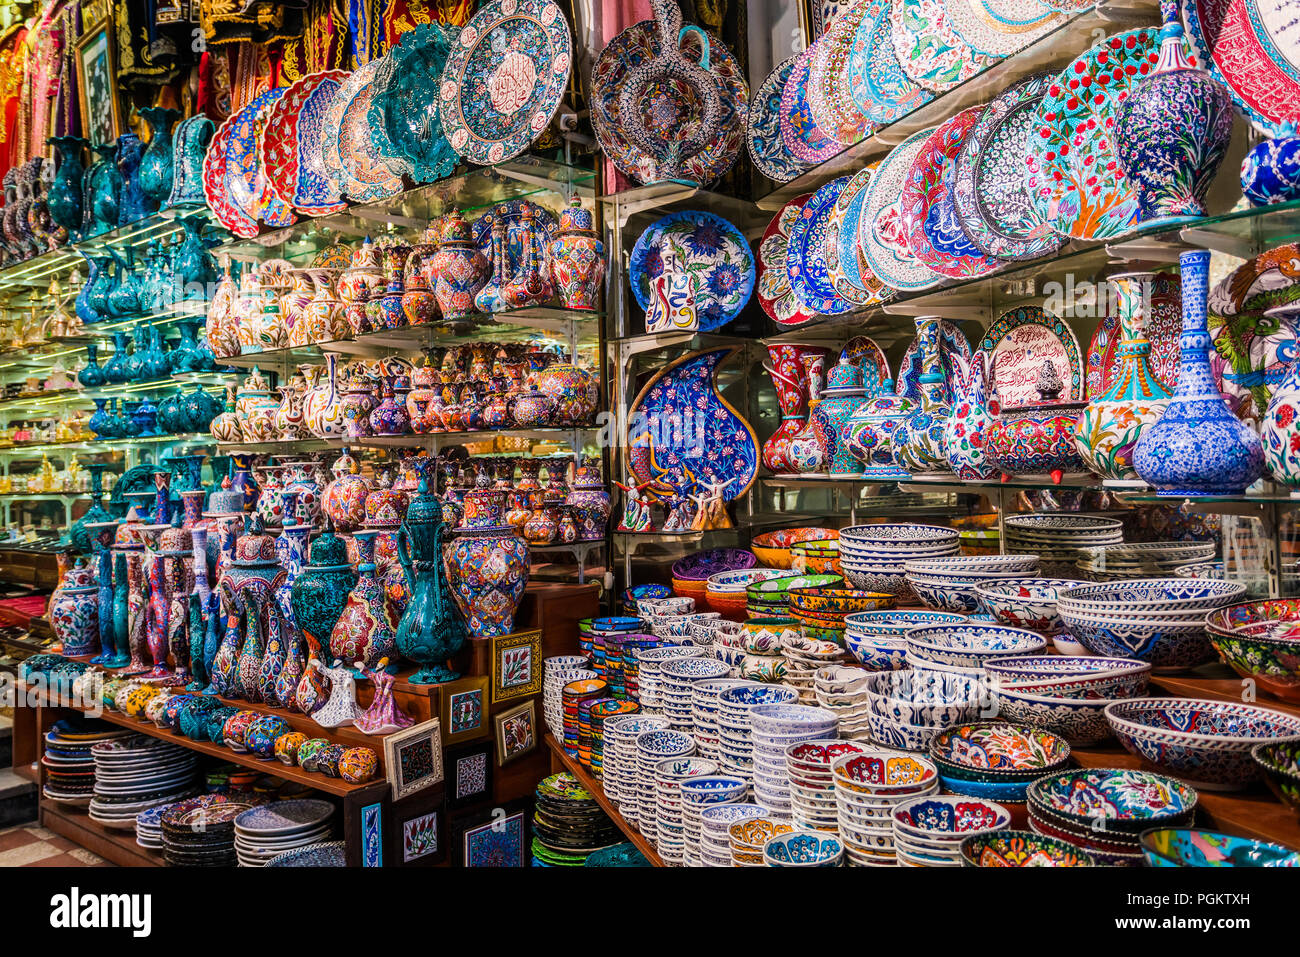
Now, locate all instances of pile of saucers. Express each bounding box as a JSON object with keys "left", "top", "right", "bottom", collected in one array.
[
  {"left": 234, "top": 798, "right": 336, "bottom": 867},
  {"left": 532, "top": 772, "right": 623, "bottom": 866},
  {"left": 660, "top": 657, "right": 731, "bottom": 732},
  {"left": 679, "top": 775, "right": 748, "bottom": 866},
  {"left": 543, "top": 658, "right": 595, "bottom": 734},
  {"left": 653, "top": 756, "right": 719, "bottom": 865},
  {"left": 904, "top": 554, "right": 1041, "bottom": 613},
  {"left": 716, "top": 683, "right": 798, "bottom": 781},
  {"left": 264, "top": 841, "right": 347, "bottom": 867},
  {"left": 42, "top": 722, "right": 128, "bottom": 806},
  {"left": 785, "top": 739, "right": 866, "bottom": 832},
  {"left": 634, "top": 646, "right": 709, "bottom": 711},
  {"left": 838, "top": 524, "right": 961, "bottom": 598},
  {"left": 634, "top": 729, "right": 696, "bottom": 844},
  {"left": 691, "top": 678, "right": 751, "bottom": 760},
  {"left": 890, "top": 795, "right": 1012, "bottom": 867},
  {"left": 699, "top": 803, "right": 772, "bottom": 867},
  {"left": 814, "top": 665, "right": 874, "bottom": 739},
  {"left": 601, "top": 714, "right": 671, "bottom": 827},
  {"left": 161, "top": 794, "right": 258, "bottom": 867},
  {"left": 750, "top": 704, "right": 839, "bottom": 814},
  {"left": 843, "top": 610, "right": 965, "bottom": 671},
  {"left": 1003, "top": 514, "right": 1124, "bottom": 577},
  {"left": 831, "top": 749, "right": 940, "bottom": 866},
  {"left": 782, "top": 633, "right": 848, "bottom": 703},
  {"left": 88, "top": 735, "right": 200, "bottom": 829},
  {"left": 729, "top": 816, "right": 793, "bottom": 867}
]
